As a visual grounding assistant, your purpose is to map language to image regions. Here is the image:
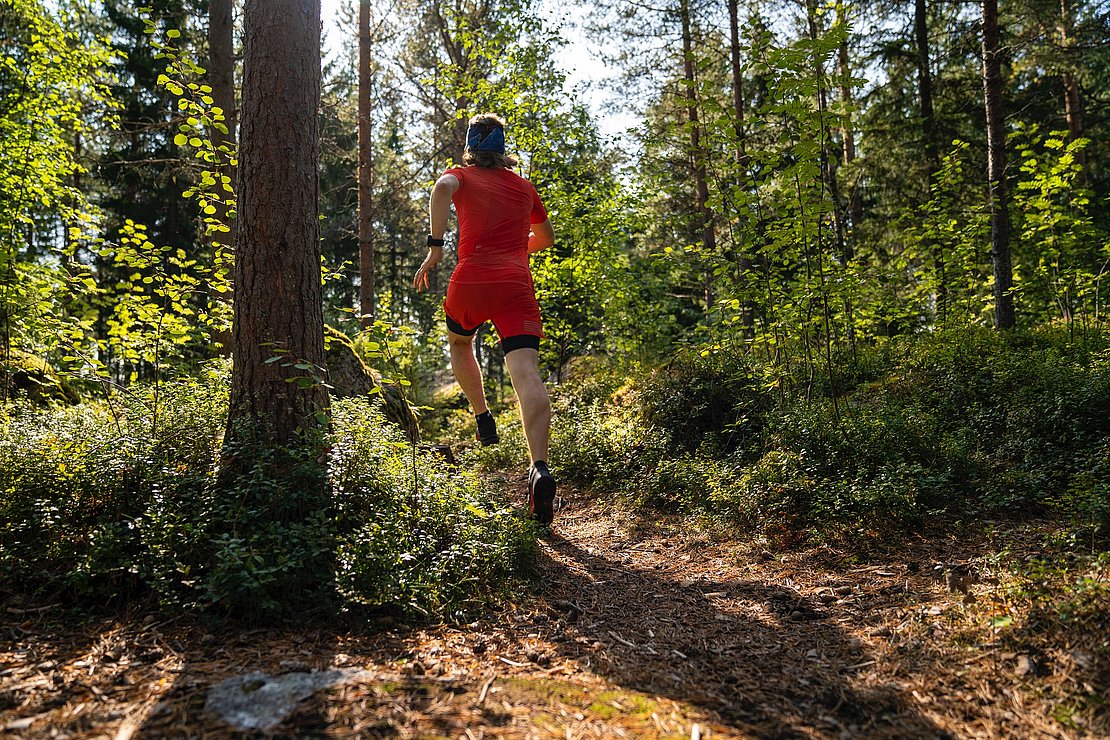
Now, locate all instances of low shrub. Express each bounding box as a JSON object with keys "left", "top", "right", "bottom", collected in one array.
[
  {"left": 547, "top": 327, "right": 1110, "bottom": 547},
  {"left": 636, "top": 348, "right": 767, "bottom": 456},
  {"left": 0, "top": 366, "right": 536, "bottom": 621}
]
